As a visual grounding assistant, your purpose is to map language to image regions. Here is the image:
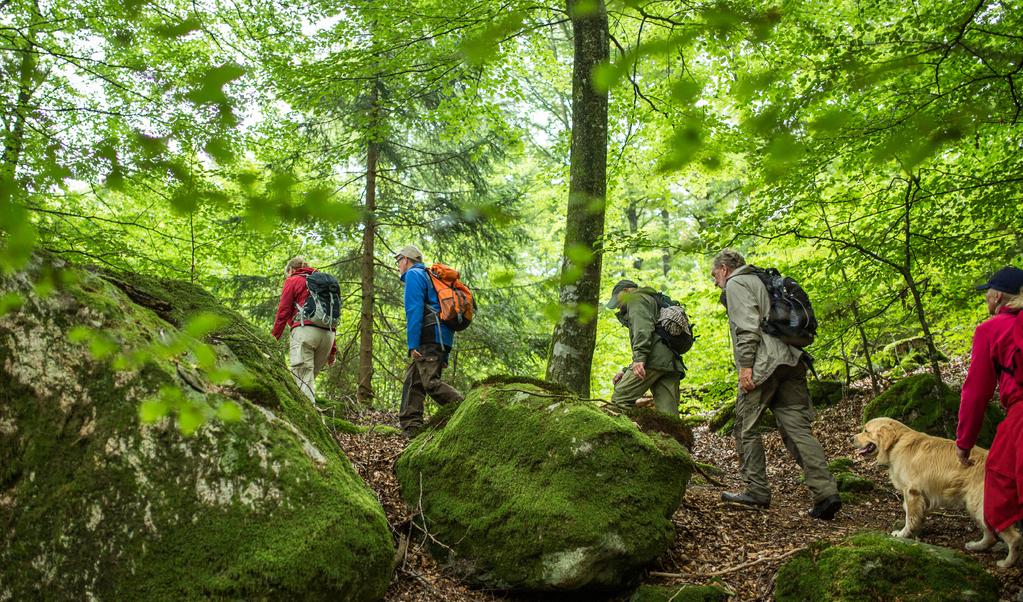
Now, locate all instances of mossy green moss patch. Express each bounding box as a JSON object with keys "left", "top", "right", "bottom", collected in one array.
[
  {"left": 395, "top": 380, "right": 693, "bottom": 592},
  {"left": 629, "top": 583, "right": 731, "bottom": 602},
  {"left": 862, "top": 373, "right": 1003, "bottom": 447},
  {"left": 775, "top": 532, "right": 999, "bottom": 601},
  {"left": 0, "top": 255, "right": 394, "bottom": 600}
]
